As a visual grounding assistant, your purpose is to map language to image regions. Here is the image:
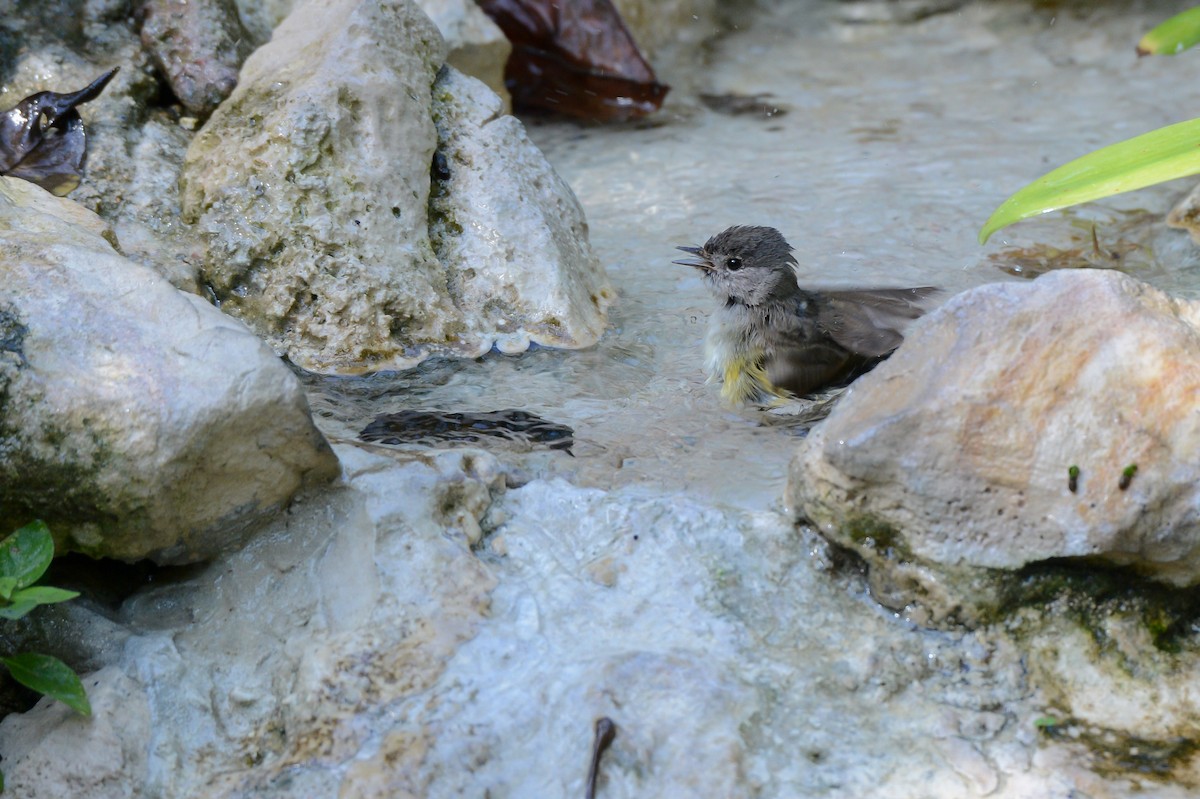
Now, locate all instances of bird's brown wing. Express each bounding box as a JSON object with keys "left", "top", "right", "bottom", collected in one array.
[
  {"left": 816, "top": 287, "right": 940, "bottom": 358},
  {"left": 763, "top": 336, "right": 859, "bottom": 398}
]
